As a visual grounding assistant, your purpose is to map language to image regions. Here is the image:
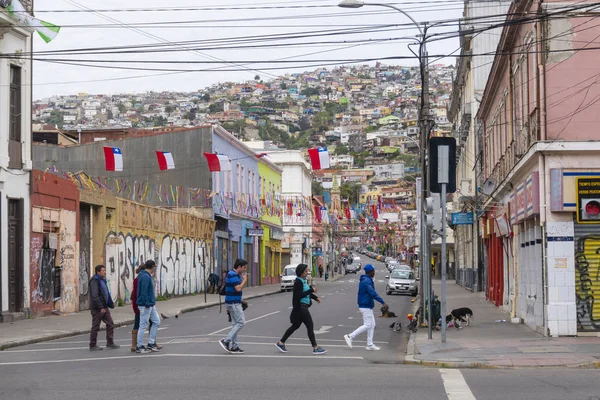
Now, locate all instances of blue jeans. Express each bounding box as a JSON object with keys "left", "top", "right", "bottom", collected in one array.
[
  {"left": 224, "top": 303, "right": 245, "bottom": 349},
  {"left": 137, "top": 306, "right": 160, "bottom": 348}
]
